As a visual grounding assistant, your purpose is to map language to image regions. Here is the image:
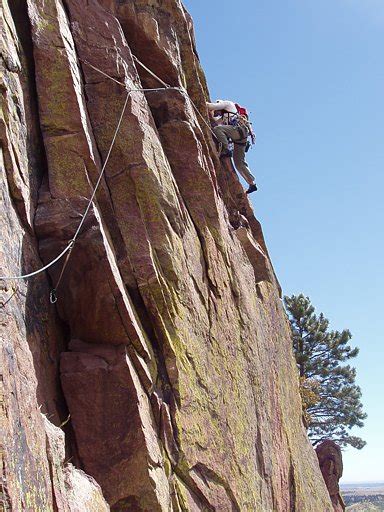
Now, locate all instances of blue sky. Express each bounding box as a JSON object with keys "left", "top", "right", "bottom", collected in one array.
[{"left": 183, "top": 0, "right": 384, "bottom": 483}]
